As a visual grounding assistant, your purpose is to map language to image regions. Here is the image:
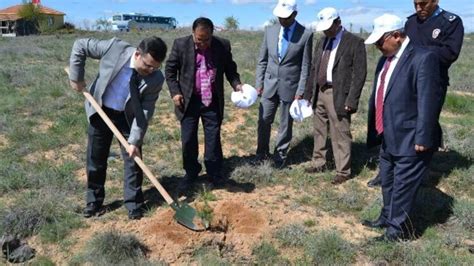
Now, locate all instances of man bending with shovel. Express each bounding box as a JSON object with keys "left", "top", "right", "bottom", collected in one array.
[{"left": 68, "top": 37, "right": 167, "bottom": 220}]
